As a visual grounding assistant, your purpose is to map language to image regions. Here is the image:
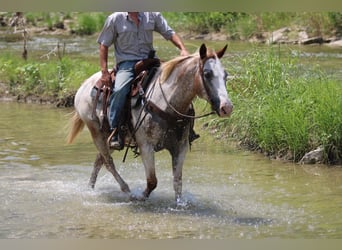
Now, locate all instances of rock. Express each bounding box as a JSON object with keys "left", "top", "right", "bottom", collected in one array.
[
  {"left": 301, "top": 36, "right": 324, "bottom": 45},
  {"left": 267, "top": 27, "right": 290, "bottom": 44},
  {"left": 298, "top": 31, "right": 309, "bottom": 43},
  {"left": 327, "top": 39, "right": 342, "bottom": 47},
  {"left": 54, "top": 22, "right": 64, "bottom": 29},
  {"left": 299, "top": 147, "right": 324, "bottom": 164}
]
